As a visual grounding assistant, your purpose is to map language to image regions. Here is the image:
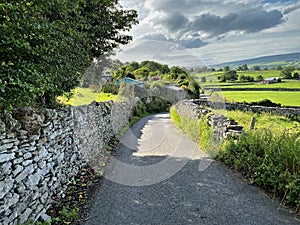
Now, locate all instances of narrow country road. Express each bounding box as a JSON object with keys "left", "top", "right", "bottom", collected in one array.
[{"left": 80, "top": 113, "right": 298, "bottom": 225}]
